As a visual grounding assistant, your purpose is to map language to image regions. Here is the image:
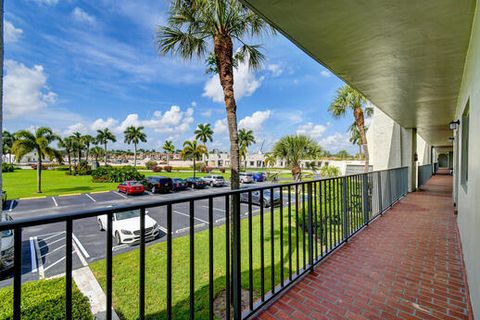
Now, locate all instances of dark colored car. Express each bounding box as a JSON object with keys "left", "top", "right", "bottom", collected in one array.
[
  {"left": 117, "top": 181, "right": 145, "bottom": 195},
  {"left": 145, "top": 176, "right": 173, "bottom": 193},
  {"left": 252, "top": 172, "right": 265, "bottom": 182},
  {"left": 240, "top": 189, "right": 281, "bottom": 207},
  {"left": 171, "top": 178, "right": 189, "bottom": 191},
  {"left": 186, "top": 177, "right": 208, "bottom": 189}
]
